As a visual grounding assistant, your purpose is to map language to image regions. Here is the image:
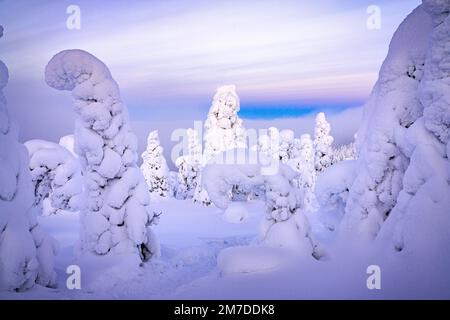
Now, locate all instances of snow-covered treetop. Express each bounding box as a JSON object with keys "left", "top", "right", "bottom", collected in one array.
[
  {"left": 45, "top": 49, "right": 114, "bottom": 93},
  {"left": 205, "top": 85, "right": 241, "bottom": 130},
  {"left": 314, "top": 113, "right": 333, "bottom": 145}
]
